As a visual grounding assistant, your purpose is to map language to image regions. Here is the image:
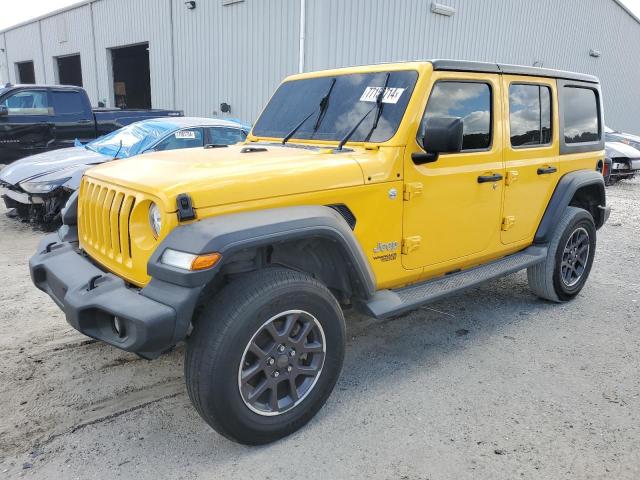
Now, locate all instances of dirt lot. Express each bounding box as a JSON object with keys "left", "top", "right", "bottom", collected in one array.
[{"left": 1, "top": 177, "right": 639, "bottom": 480}]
